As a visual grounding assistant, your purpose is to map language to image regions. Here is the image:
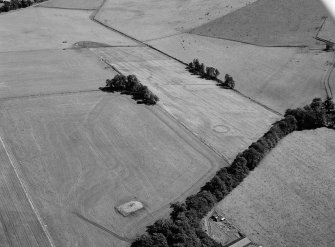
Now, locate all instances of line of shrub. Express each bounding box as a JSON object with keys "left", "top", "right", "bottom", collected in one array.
[
  {"left": 100, "top": 74, "right": 159, "bottom": 105},
  {"left": 131, "top": 97, "right": 334, "bottom": 247},
  {"left": 0, "top": 0, "right": 45, "bottom": 13},
  {"left": 186, "top": 59, "right": 235, "bottom": 89}
]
